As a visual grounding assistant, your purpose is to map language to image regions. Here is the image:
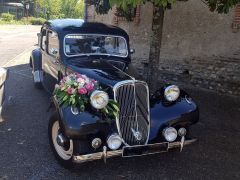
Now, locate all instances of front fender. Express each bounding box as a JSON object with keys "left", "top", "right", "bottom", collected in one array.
[
  {"left": 30, "top": 48, "right": 42, "bottom": 71},
  {"left": 149, "top": 93, "right": 199, "bottom": 142},
  {"left": 53, "top": 98, "right": 117, "bottom": 140}
]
